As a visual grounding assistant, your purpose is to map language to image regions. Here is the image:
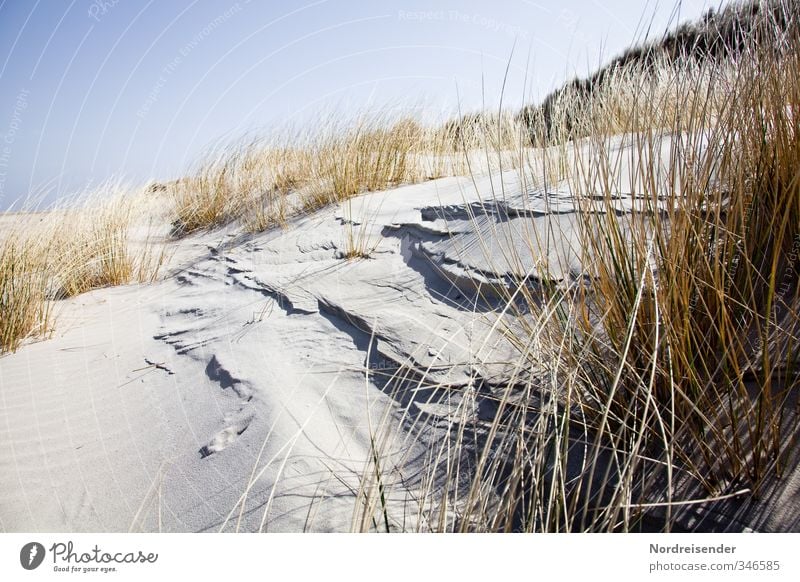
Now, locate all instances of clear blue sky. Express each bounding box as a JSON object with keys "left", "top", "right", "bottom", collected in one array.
[{"left": 0, "top": 0, "right": 714, "bottom": 208}]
